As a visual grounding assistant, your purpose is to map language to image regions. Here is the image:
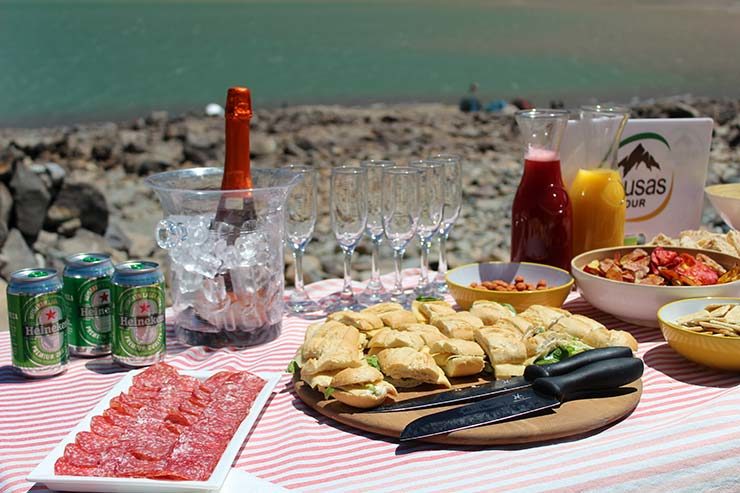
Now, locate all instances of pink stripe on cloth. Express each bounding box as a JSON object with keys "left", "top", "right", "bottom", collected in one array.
[{"left": 1, "top": 269, "right": 739, "bottom": 493}]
